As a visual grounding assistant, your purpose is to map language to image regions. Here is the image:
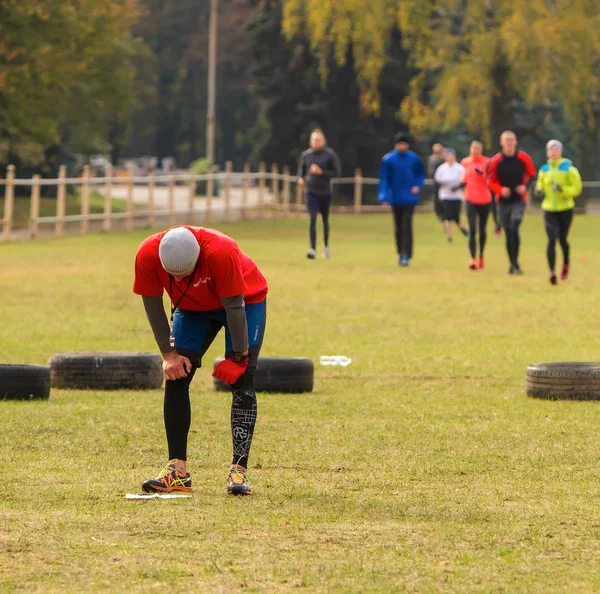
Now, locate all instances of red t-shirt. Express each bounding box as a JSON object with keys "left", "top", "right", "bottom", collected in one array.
[
  {"left": 460, "top": 155, "right": 491, "bottom": 205},
  {"left": 133, "top": 226, "right": 268, "bottom": 311}
]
